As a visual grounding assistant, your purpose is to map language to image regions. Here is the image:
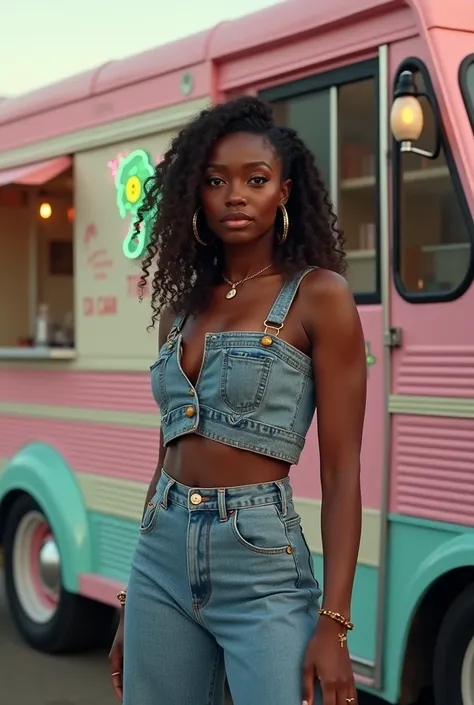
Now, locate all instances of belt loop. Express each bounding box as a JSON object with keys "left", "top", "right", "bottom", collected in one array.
[
  {"left": 217, "top": 489, "right": 228, "bottom": 522},
  {"left": 275, "top": 480, "right": 287, "bottom": 517},
  {"left": 161, "top": 477, "right": 174, "bottom": 509}
]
